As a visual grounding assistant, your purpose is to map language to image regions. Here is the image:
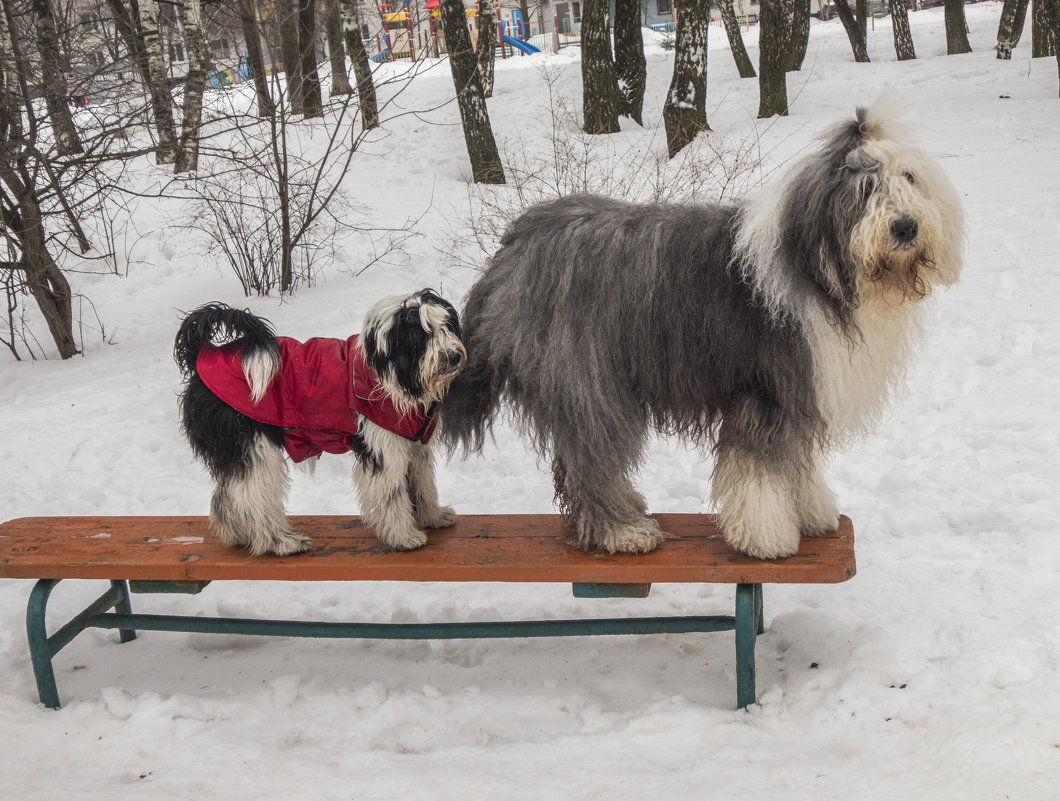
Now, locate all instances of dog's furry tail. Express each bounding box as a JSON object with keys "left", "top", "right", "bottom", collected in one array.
[{"left": 174, "top": 303, "right": 281, "bottom": 402}]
